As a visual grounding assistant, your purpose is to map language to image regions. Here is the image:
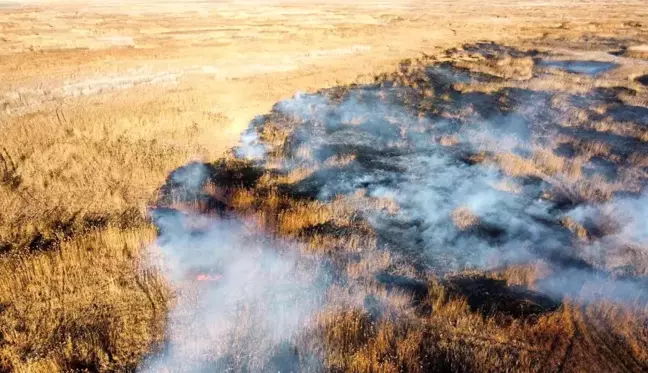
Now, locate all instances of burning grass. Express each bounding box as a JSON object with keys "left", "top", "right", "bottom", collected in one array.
[
  {"left": 142, "top": 40, "right": 648, "bottom": 372},
  {"left": 2, "top": 11, "right": 648, "bottom": 372}
]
